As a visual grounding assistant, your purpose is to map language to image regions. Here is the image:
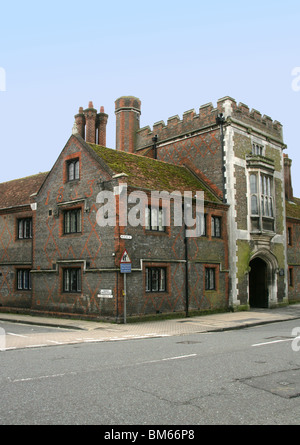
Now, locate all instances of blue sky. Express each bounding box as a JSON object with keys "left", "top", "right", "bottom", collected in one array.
[{"left": 1, "top": 0, "right": 300, "bottom": 196}]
